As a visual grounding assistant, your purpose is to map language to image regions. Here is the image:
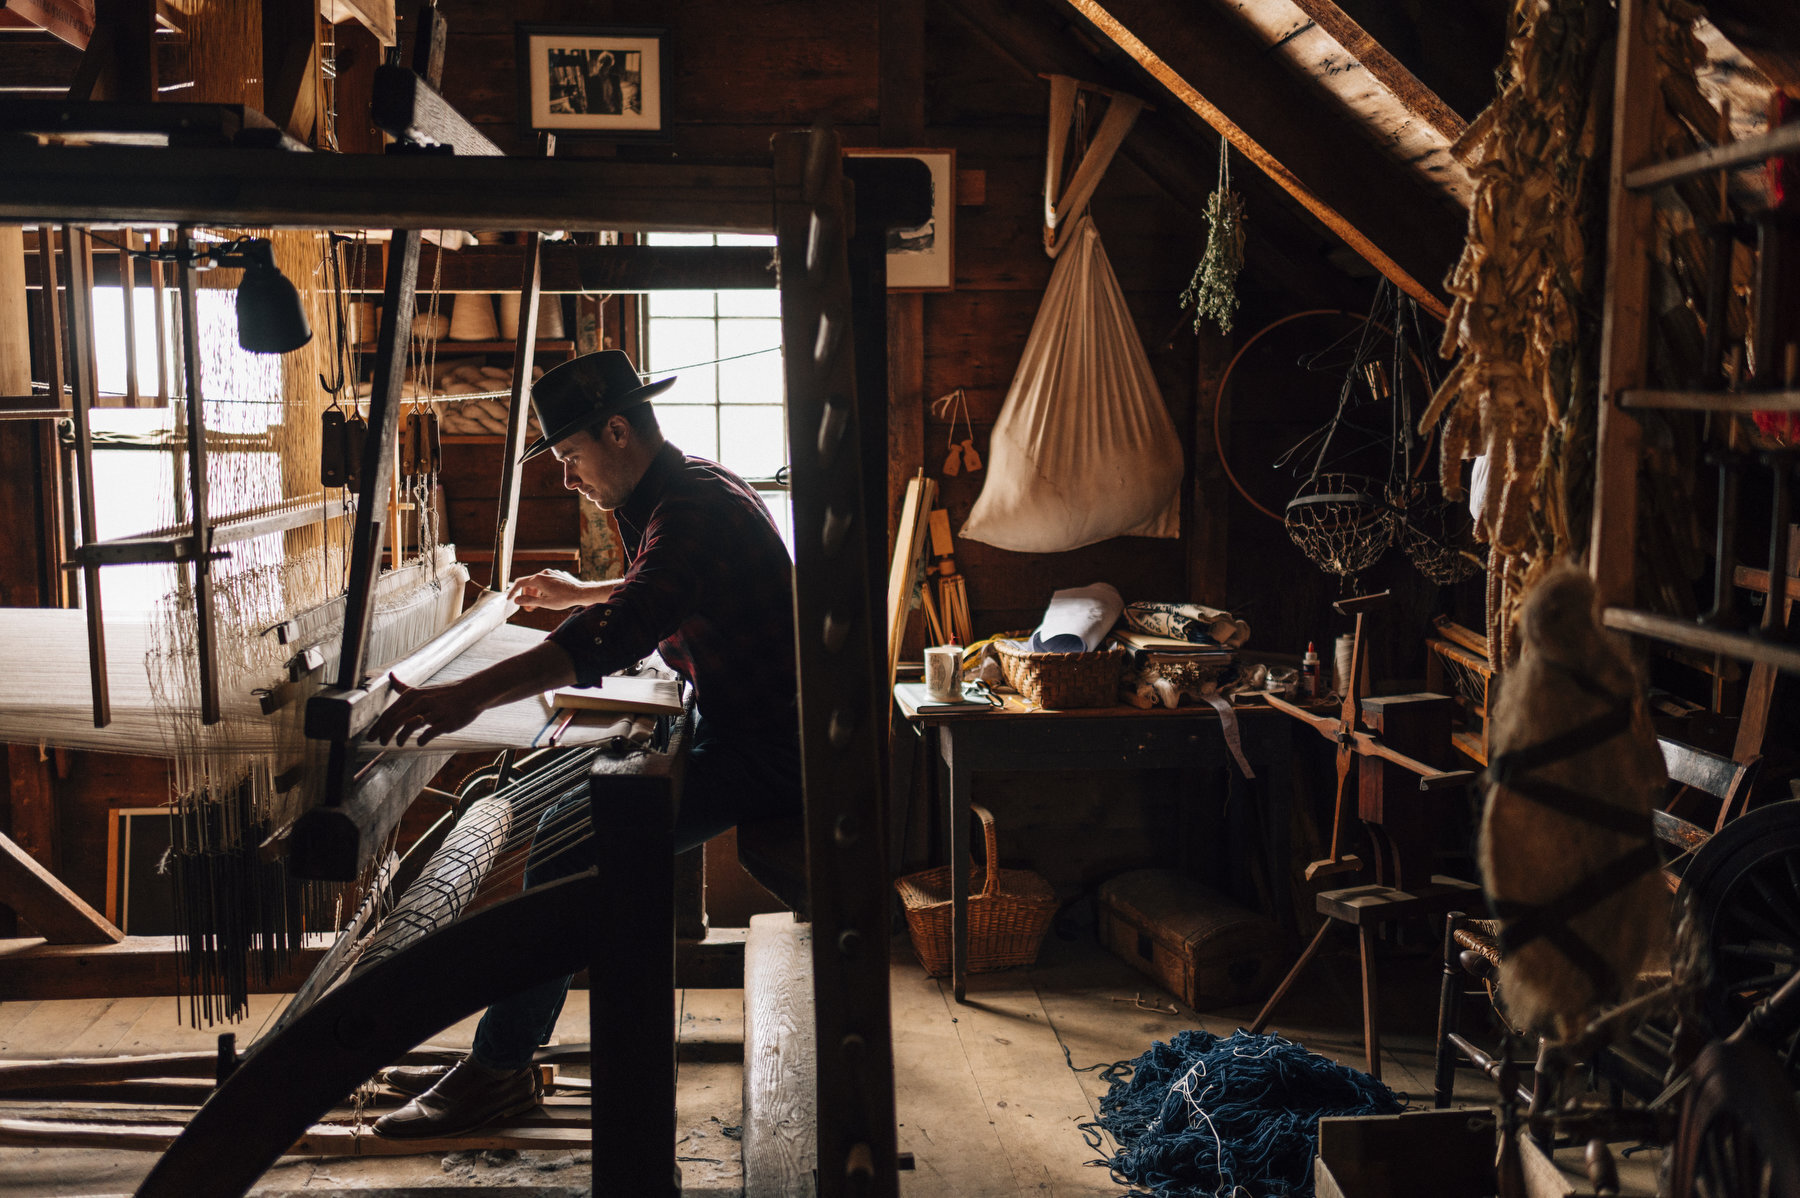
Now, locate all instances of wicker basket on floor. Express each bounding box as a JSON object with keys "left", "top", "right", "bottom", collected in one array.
[
  {"left": 895, "top": 804, "right": 1057, "bottom": 977},
  {"left": 994, "top": 636, "right": 1124, "bottom": 709}
]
